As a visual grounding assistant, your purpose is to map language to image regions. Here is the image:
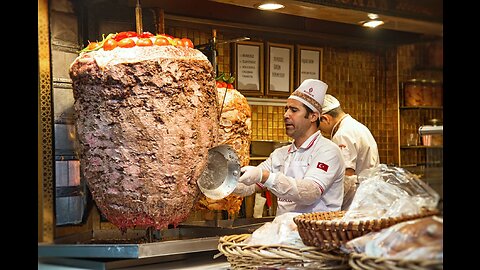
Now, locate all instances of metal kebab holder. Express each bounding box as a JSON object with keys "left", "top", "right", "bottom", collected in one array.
[
  {"left": 195, "top": 30, "right": 250, "bottom": 119},
  {"left": 197, "top": 144, "right": 241, "bottom": 200},
  {"left": 135, "top": 0, "right": 143, "bottom": 35}
]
